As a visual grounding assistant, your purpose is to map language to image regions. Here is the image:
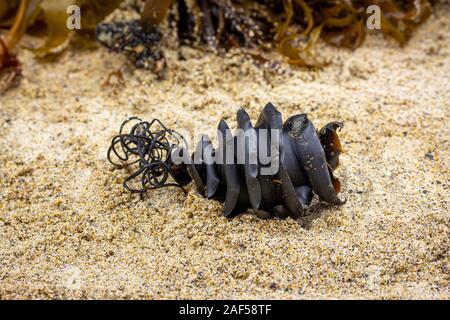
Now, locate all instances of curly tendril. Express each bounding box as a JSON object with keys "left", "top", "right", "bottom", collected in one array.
[{"left": 107, "top": 117, "right": 189, "bottom": 196}]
